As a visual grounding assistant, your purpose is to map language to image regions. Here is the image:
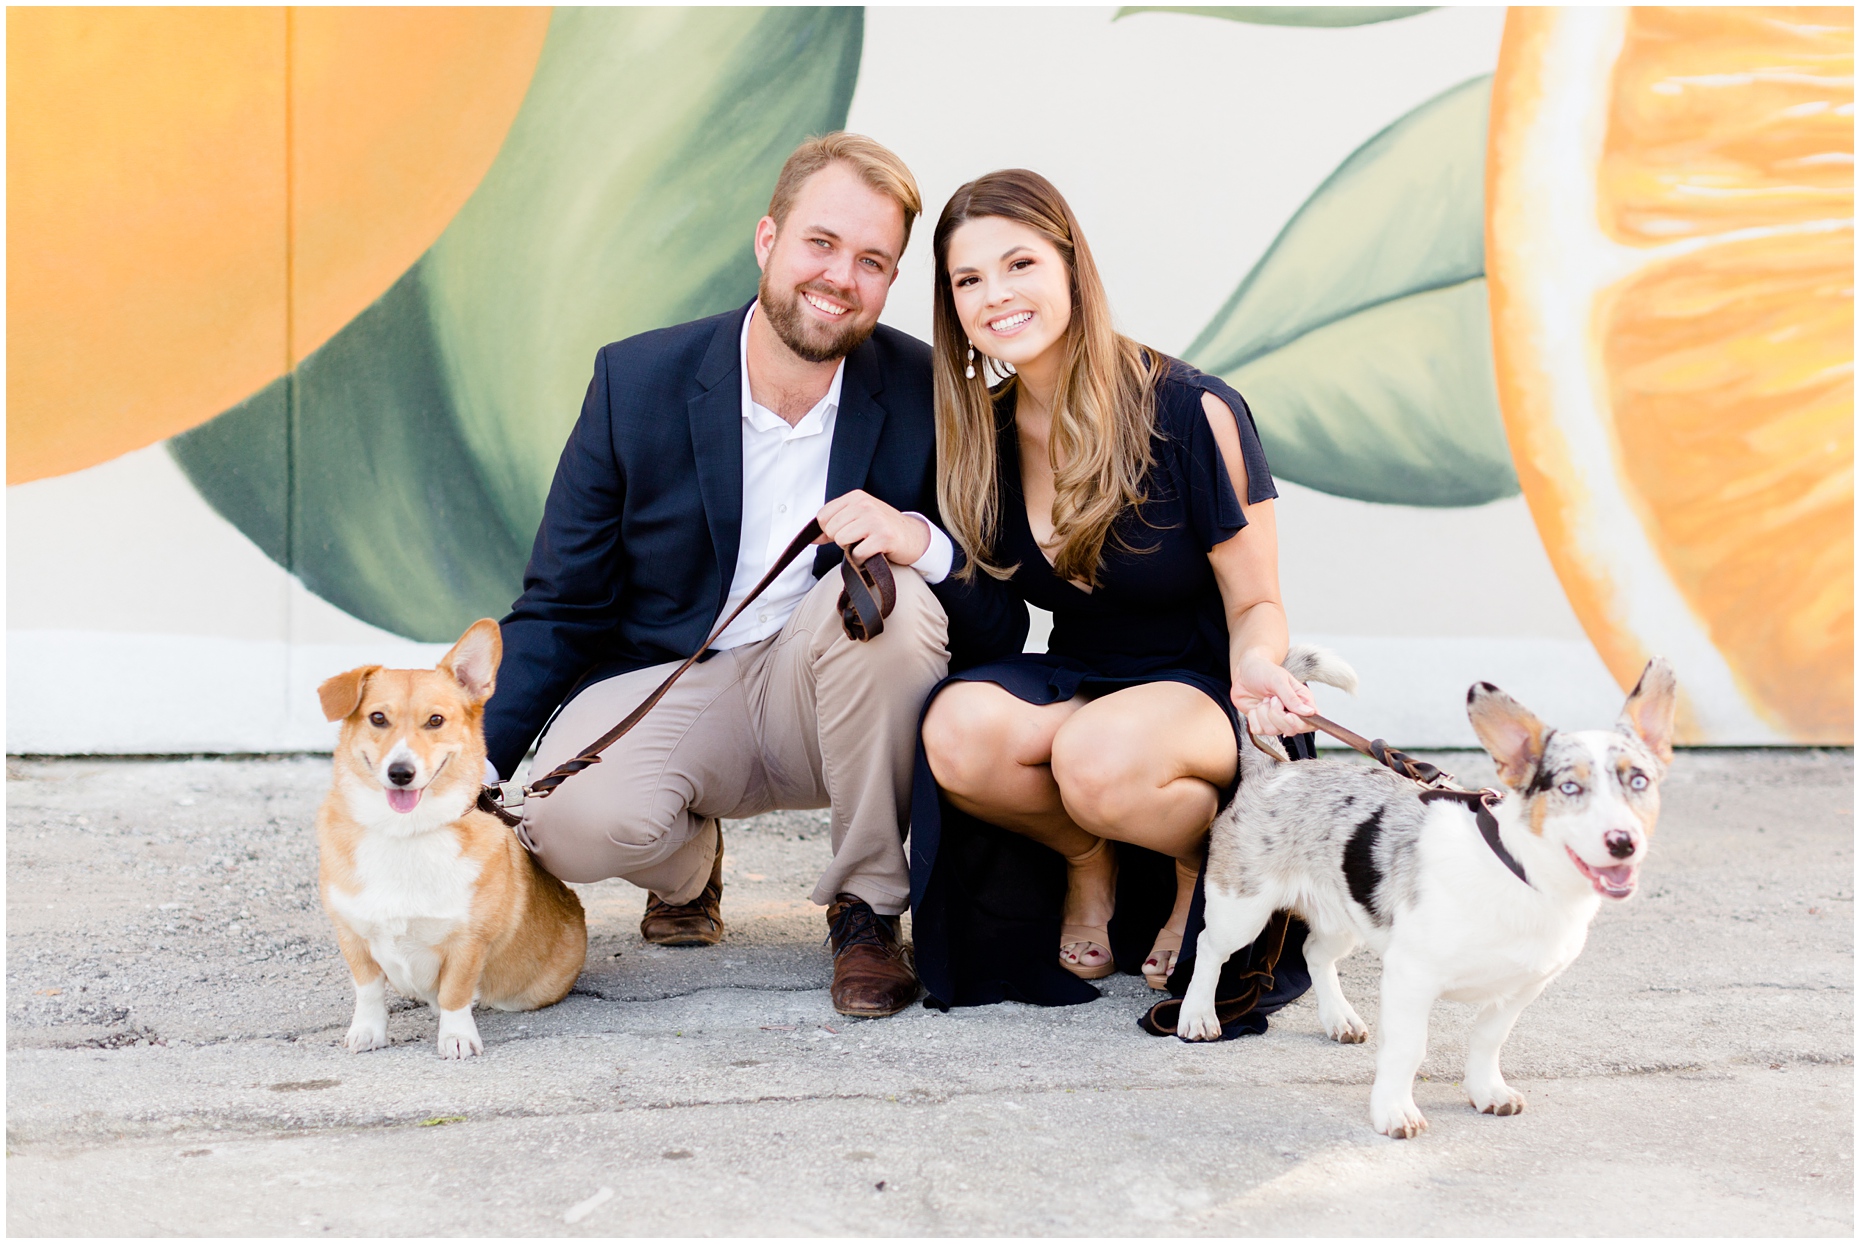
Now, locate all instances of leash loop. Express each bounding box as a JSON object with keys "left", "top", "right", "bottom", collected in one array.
[{"left": 838, "top": 547, "right": 895, "bottom": 642}]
